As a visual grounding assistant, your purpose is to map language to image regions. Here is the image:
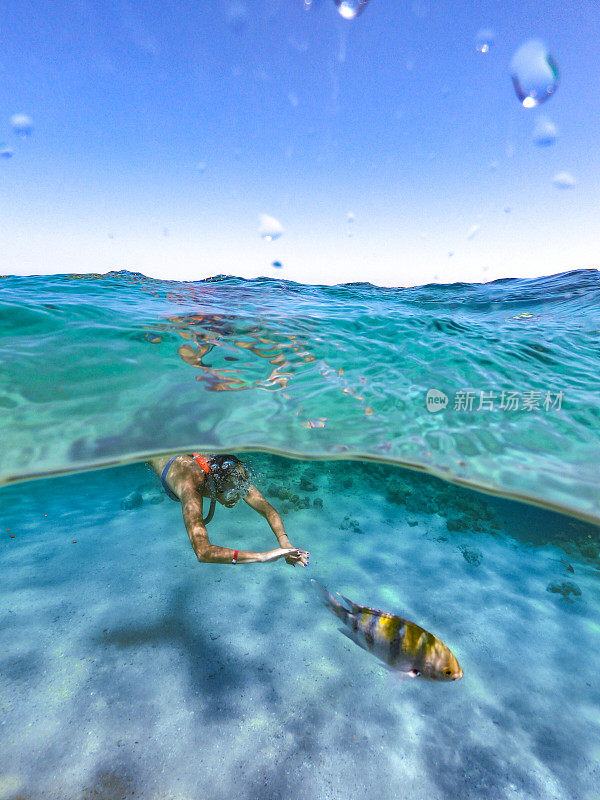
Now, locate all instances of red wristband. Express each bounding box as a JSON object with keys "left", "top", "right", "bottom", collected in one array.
[{"left": 232, "top": 550, "right": 239, "bottom": 564}]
